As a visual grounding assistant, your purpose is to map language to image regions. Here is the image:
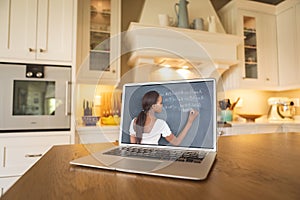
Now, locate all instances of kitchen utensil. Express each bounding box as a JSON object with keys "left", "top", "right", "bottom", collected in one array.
[
  {"left": 219, "top": 99, "right": 231, "bottom": 110},
  {"left": 175, "top": 0, "right": 189, "bottom": 28},
  {"left": 230, "top": 97, "right": 240, "bottom": 110}
]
